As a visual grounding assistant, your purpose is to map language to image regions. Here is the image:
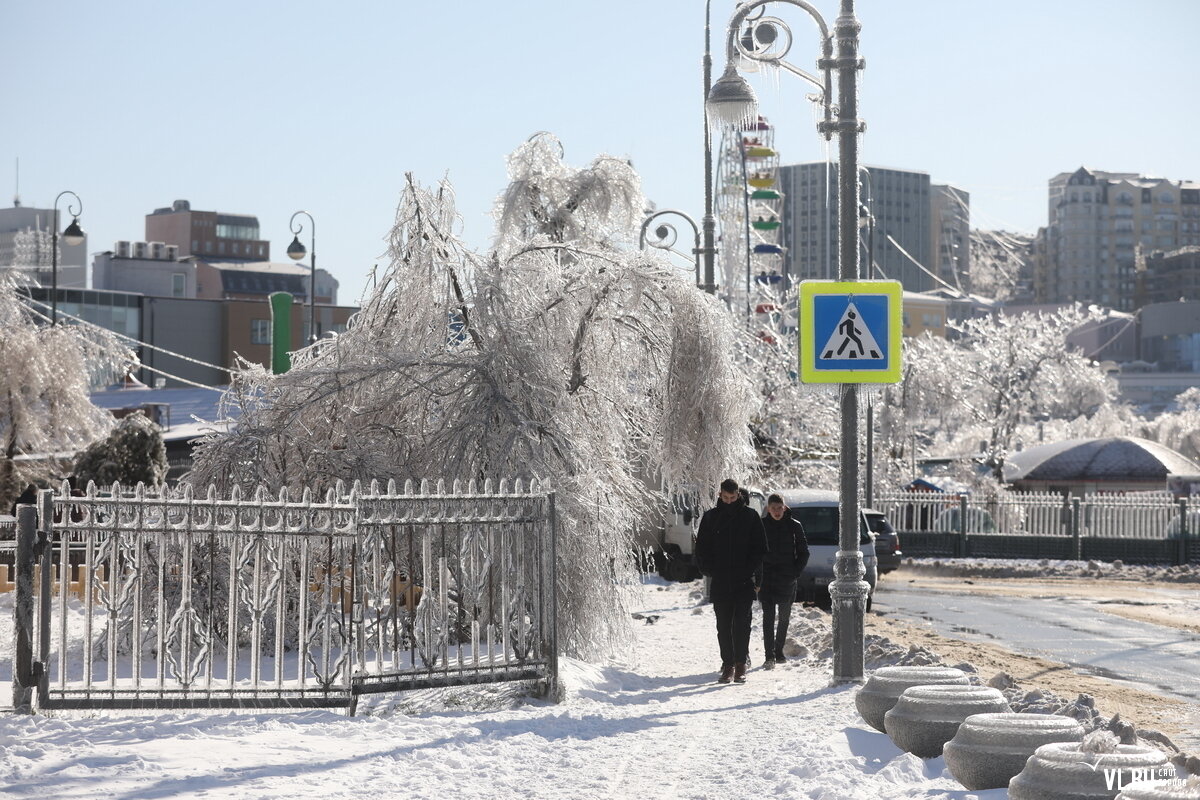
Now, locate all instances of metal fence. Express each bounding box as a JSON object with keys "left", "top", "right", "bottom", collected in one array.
[
  {"left": 873, "top": 489, "right": 1195, "bottom": 565},
  {"left": 9, "top": 479, "right": 557, "bottom": 714}
]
